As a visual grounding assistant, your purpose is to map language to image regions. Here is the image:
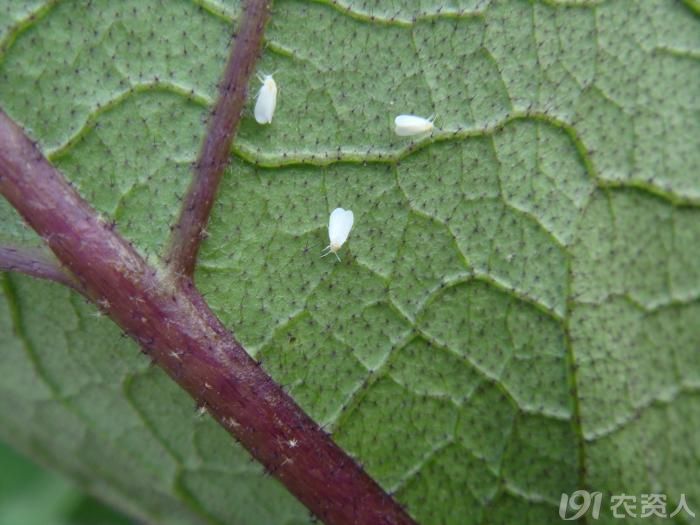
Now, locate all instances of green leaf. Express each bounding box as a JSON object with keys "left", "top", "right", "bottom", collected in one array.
[
  {"left": 0, "top": 440, "right": 132, "bottom": 525},
  {"left": 1, "top": 1, "right": 699, "bottom": 524}
]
